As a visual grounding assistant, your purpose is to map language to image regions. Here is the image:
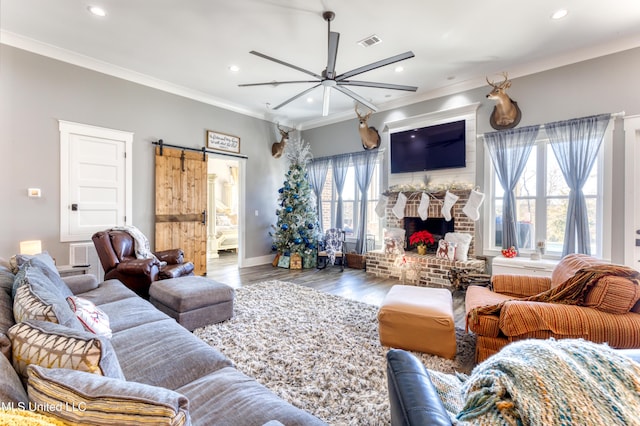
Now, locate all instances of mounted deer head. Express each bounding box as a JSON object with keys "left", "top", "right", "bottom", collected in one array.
[
  {"left": 486, "top": 72, "right": 522, "bottom": 130},
  {"left": 272, "top": 124, "right": 290, "bottom": 159},
  {"left": 355, "top": 105, "right": 381, "bottom": 150}
]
